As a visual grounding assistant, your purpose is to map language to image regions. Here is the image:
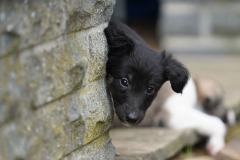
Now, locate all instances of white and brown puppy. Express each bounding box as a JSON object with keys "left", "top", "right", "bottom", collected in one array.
[{"left": 113, "top": 77, "right": 236, "bottom": 155}]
